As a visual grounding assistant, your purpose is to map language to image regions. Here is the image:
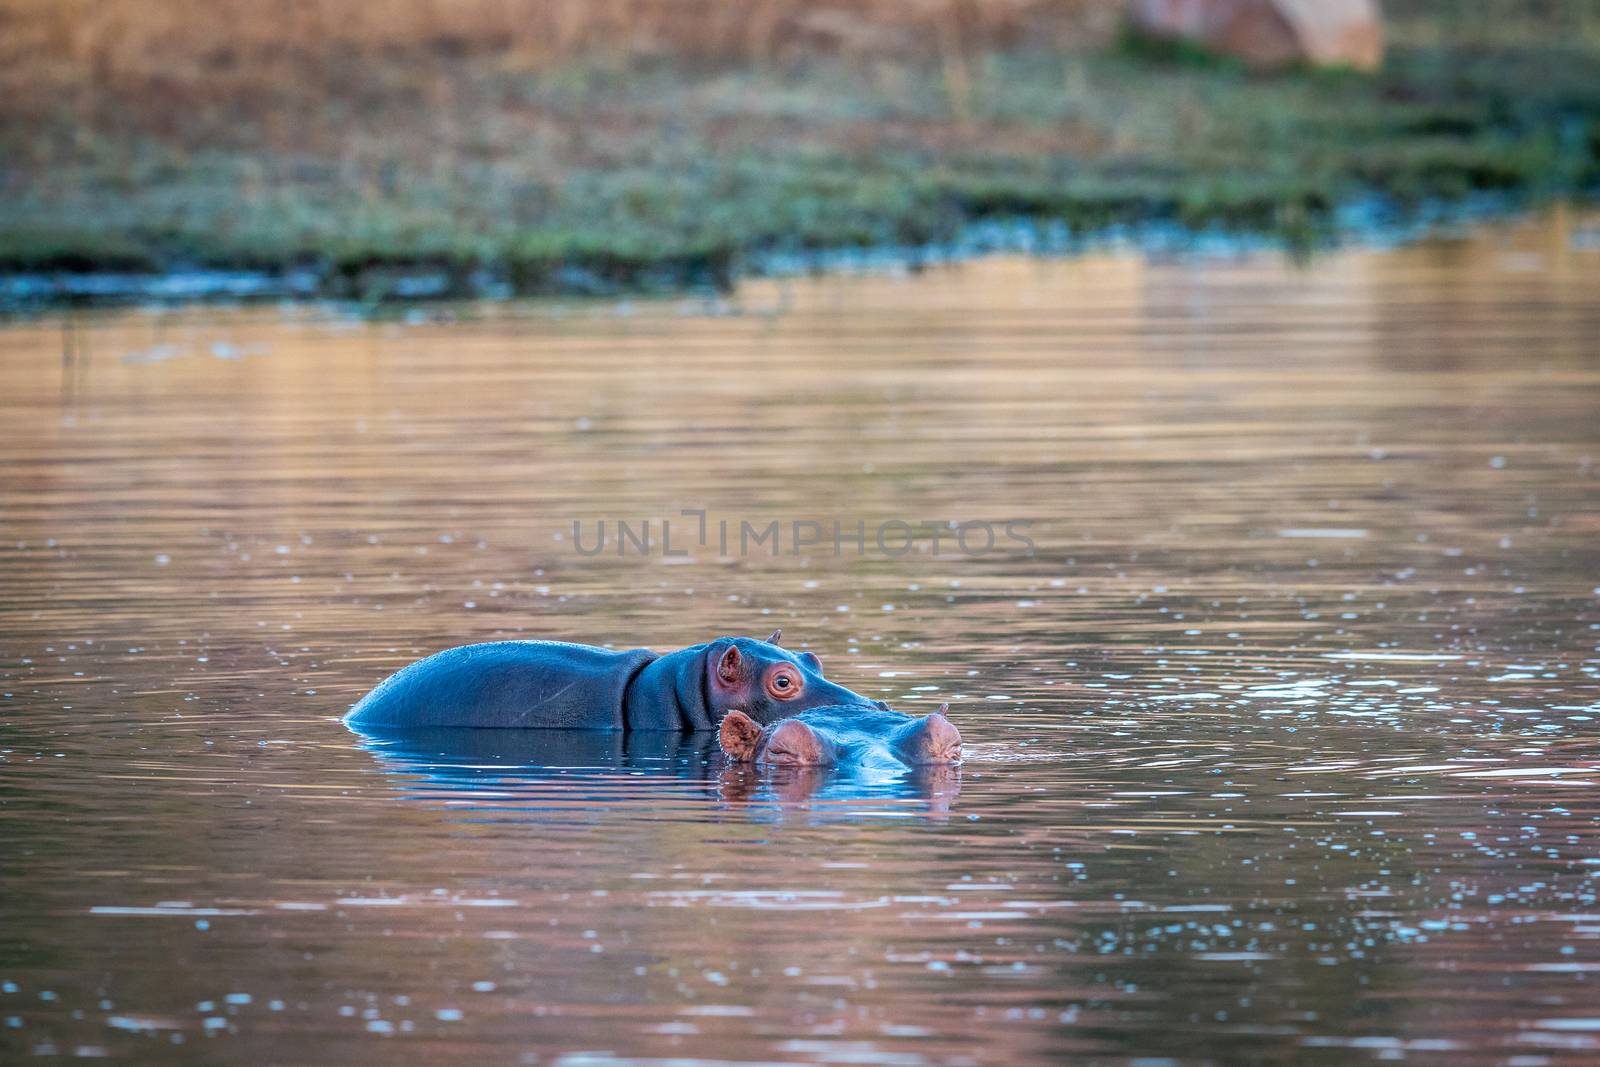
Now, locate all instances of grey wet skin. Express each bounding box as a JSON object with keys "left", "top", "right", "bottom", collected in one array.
[
  {"left": 719, "top": 704, "right": 963, "bottom": 768},
  {"left": 344, "top": 630, "right": 881, "bottom": 731}
]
